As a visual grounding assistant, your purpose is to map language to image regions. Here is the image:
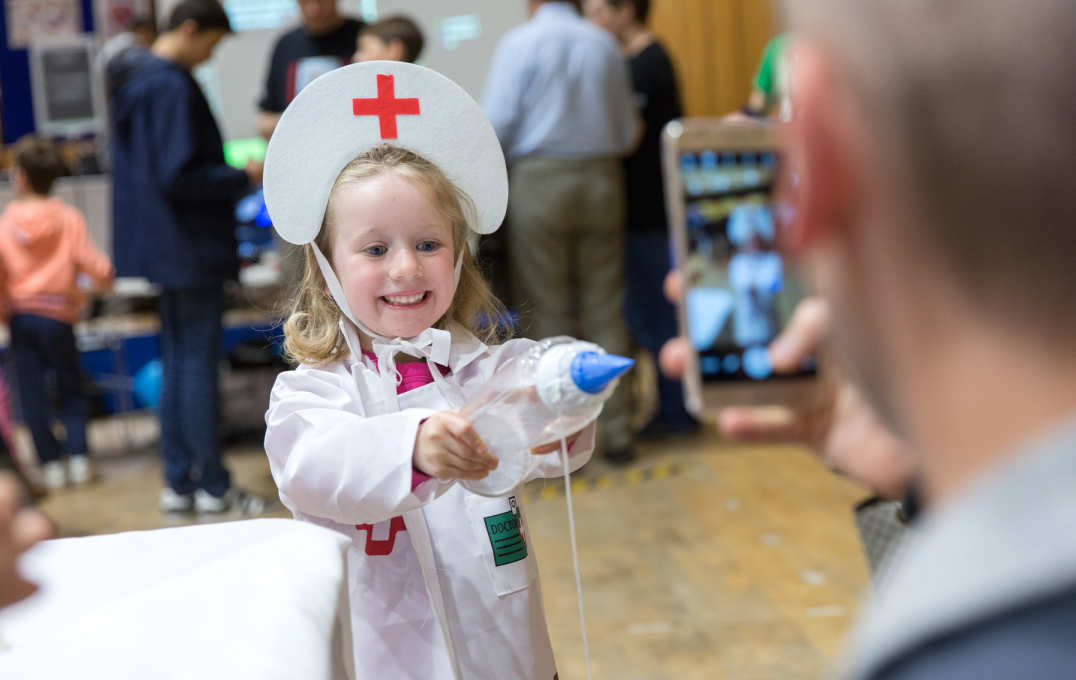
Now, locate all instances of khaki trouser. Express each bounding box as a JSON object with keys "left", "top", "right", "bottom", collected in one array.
[{"left": 508, "top": 157, "right": 634, "bottom": 452}]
